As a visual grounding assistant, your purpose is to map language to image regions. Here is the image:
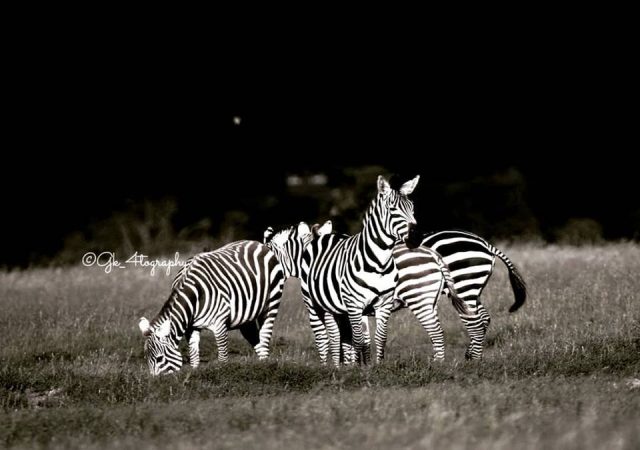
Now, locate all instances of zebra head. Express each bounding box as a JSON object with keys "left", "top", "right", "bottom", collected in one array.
[
  {"left": 139, "top": 317, "right": 182, "bottom": 376},
  {"left": 265, "top": 220, "right": 332, "bottom": 278},
  {"left": 376, "top": 175, "right": 420, "bottom": 242}
]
